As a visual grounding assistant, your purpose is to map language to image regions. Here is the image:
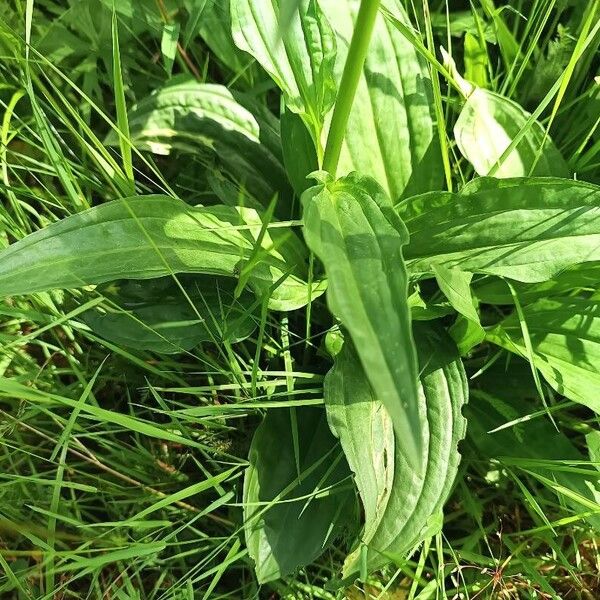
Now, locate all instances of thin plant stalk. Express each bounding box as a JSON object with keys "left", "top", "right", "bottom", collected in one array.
[{"left": 322, "top": 0, "right": 381, "bottom": 176}]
